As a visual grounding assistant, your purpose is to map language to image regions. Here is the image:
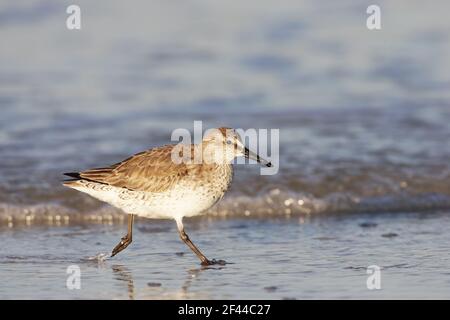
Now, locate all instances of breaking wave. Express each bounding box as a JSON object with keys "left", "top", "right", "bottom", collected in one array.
[{"left": 1, "top": 187, "right": 450, "bottom": 227}]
